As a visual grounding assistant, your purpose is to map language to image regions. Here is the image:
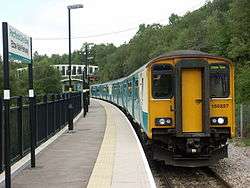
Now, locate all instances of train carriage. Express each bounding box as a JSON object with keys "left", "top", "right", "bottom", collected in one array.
[{"left": 91, "top": 50, "right": 235, "bottom": 167}]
